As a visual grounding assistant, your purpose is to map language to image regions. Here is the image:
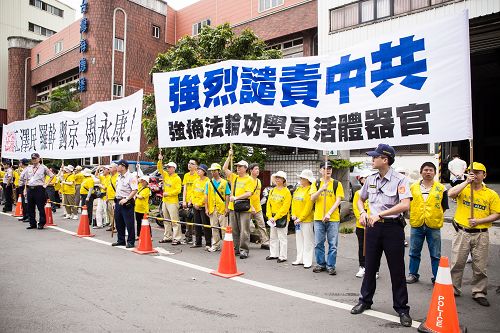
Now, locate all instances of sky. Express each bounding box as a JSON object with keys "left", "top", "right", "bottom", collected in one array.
[{"left": 58, "top": 0, "right": 201, "bottom": 20}]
